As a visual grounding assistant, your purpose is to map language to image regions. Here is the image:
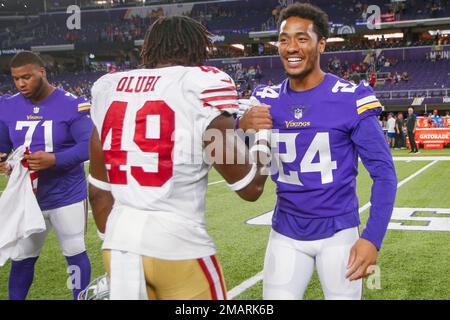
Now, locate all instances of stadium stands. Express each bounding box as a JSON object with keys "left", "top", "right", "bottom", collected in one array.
[
  {"left": 0, "top": 0, "right": 449, "bottom": 108},
  {"left": 1, "top": 45, "right": 449, "bottom": 104},
  {"left": 0, "top": 71, "right": 107, "bottom": 98},
  {"left": 1, "top": 0, "right": 448, "bottom": 48}
]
